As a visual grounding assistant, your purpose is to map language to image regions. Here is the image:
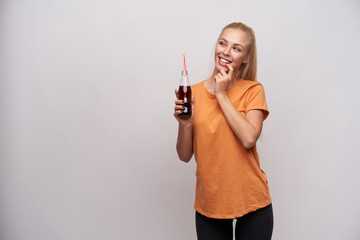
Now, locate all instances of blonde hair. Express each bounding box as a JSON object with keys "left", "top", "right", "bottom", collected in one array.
[{"left": 219, "top": 22, "right": 257, "bottom": 81}]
